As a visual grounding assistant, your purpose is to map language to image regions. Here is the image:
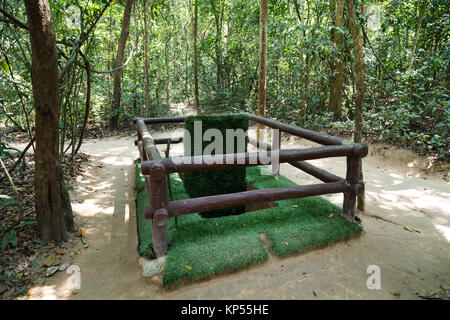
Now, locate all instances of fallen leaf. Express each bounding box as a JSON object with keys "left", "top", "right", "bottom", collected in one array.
[
  {"left": 43, "top": 254, "right": 56, "bottom": 267},
  {"left": 329, "top": 213, "right": 334, "bottom": 218},
  {"left": 403, "top": 225, "right": 421, "bottom": 233},
  {"left": 43, "top": 244, "right": 55, "bottom": 250},
  {"left": 403, "top": 280, "right": 410, "bottom": 285},
  {"left": 274, "top": 228, "right": 279, "bottom": 231},
  {"left": 260, "top": 211, "right": 267, "bottom": 215},
  {"left": 186, "top": 265, "right": 192, "bottom": 270},
  {"left": 302, "top": 272, "right": 308, "bottom": 275},
  {"left": 292, "top": 205, "right": 298, "bottom": 208},
  {"left": 285, "top": 242, "right": 289, "bottom": 246}
]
